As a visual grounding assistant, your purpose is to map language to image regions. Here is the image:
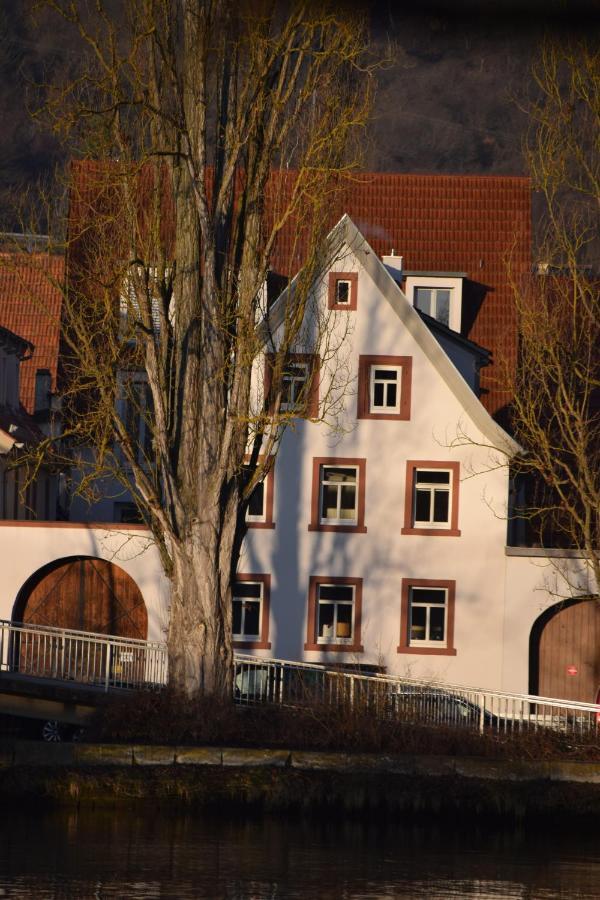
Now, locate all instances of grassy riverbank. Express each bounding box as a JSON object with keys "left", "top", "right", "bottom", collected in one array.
[{"left": 1, "top": 743, "right": 599, "bottom": 823}]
